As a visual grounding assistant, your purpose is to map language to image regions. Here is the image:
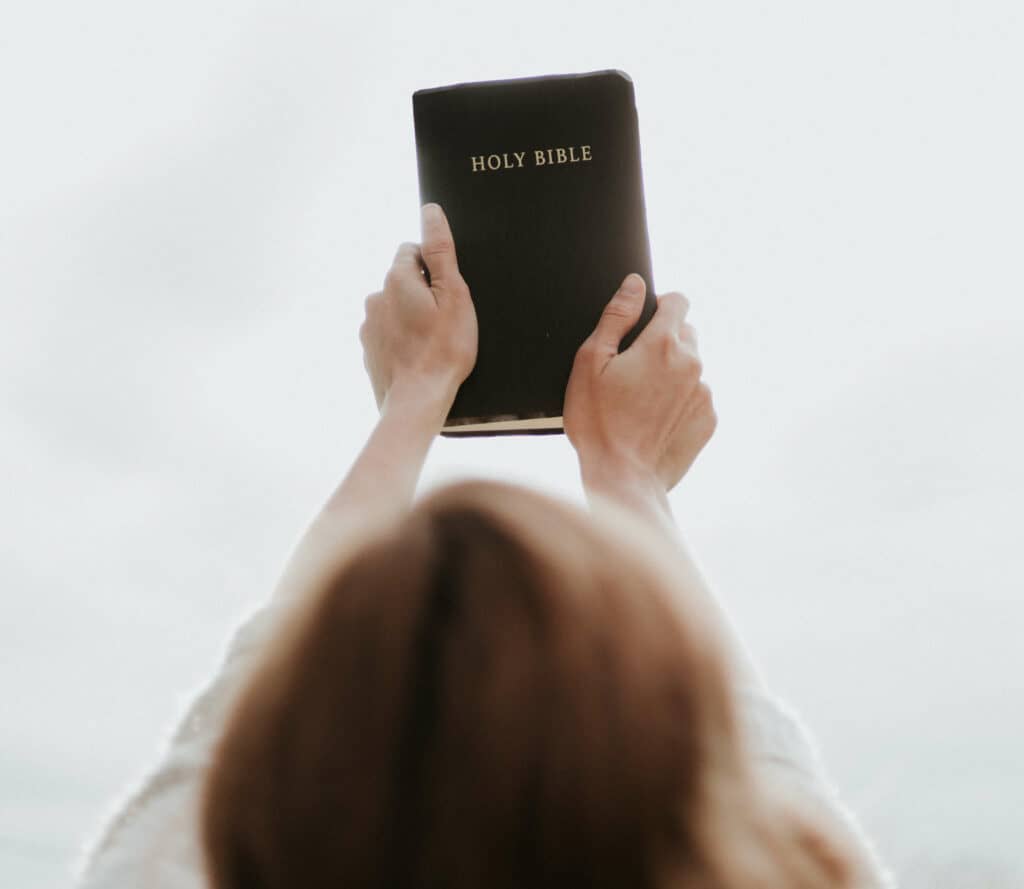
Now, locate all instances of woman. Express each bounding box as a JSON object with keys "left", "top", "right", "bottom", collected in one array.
[{"left": 76, "top": 204, "right": 894, "bottom": 888}]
